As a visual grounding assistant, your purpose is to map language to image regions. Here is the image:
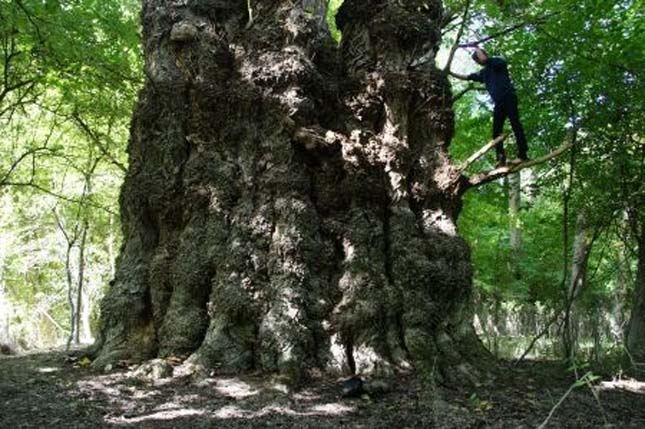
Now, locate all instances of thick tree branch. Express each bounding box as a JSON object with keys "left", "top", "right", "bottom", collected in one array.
[
  {"left": 440, "top": 10, "right": 459, "bottom": 30},
  {"left": 448, "top": 70, "right": 470, "bottom": 81},
  {"left": 442, "top": 20, "right": 462, "bottom": 36},
  {"left": 466, "top": 142, "right": 574, "bottom": 189},
  {"left": 458, "top": 133, "right": 509, "bottom": 172}
]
